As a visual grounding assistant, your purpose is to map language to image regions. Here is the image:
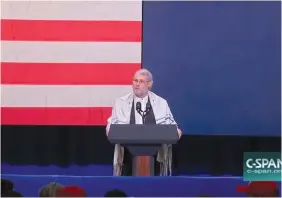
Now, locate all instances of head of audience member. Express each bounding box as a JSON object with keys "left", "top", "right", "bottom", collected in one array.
[
  {"left": 2, "top": 191, "right": 23, "bottom": 197},
  {"left": 38, "top": 182, "right": 64, "bottom": 197},
  {"left": 56, "top": 185, "right": 87, "bottom": 197},
  {"left": 1, "top": 179, "right": 14, "bottom": 196},
  {"left": 236, "top": 181, "right": 279, "bottom": 197},
  {"left": 104, "top": 189, "right": 127, "bottom": 197}
]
